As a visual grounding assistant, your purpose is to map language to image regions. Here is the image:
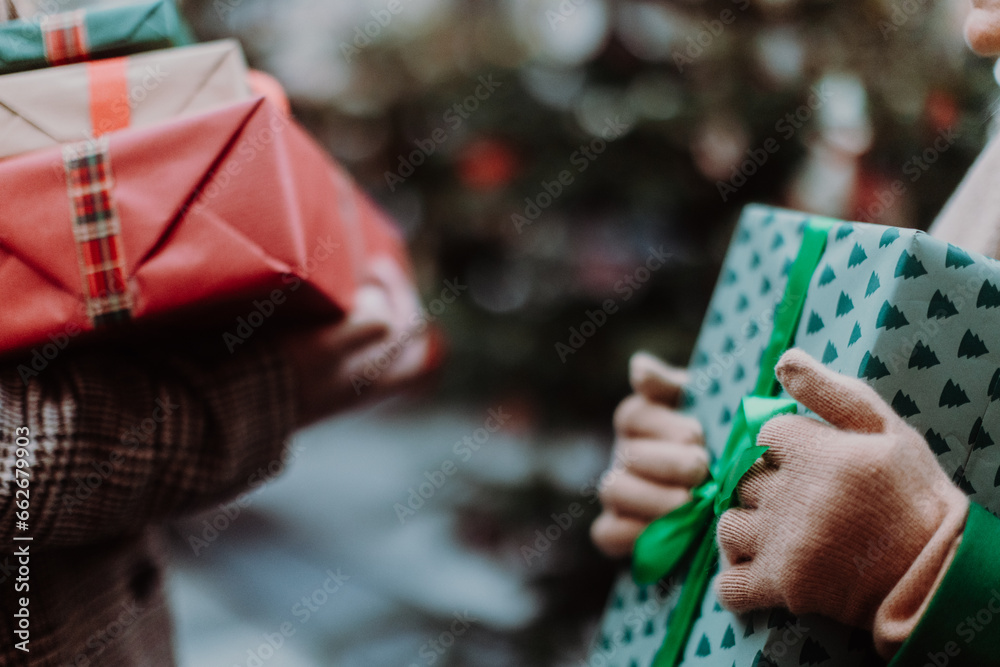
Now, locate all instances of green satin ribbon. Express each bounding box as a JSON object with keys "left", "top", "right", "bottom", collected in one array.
[{"left": 633, "top": 216, "right": 835, "bottom": 667}]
